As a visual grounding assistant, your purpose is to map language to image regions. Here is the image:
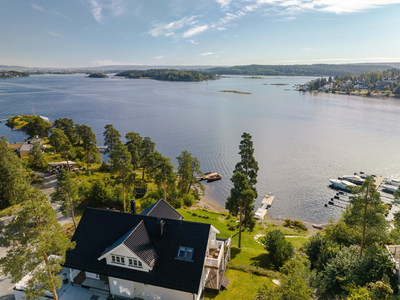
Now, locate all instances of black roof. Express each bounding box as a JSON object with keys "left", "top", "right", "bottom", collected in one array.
[
  {"left": 140, "top": 199, "right": 184, "bottom": 220},
  {"left": 65, "top": 208, "right": 210, "bottom": 294},
  {"left": 100, "top": 220, "right": 158, "bottom": 268}
]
